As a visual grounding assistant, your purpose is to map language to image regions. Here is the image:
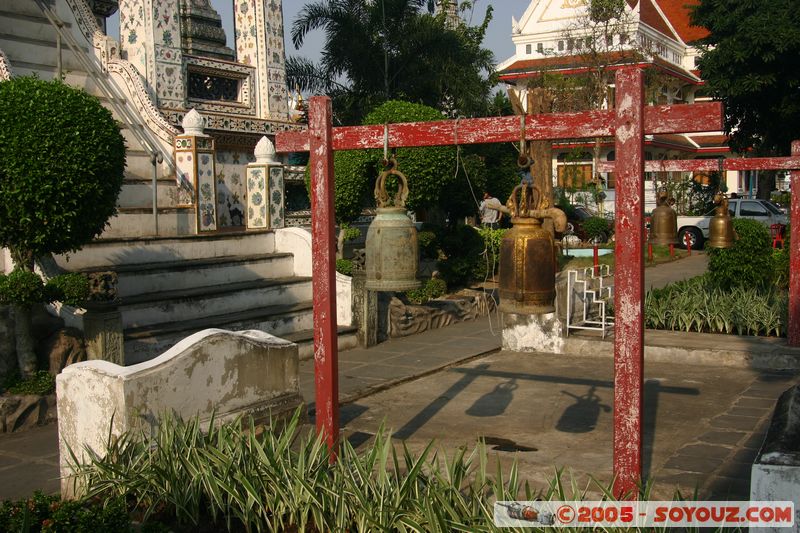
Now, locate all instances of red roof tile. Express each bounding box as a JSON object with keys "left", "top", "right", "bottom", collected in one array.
[
  {"left": 640, "top": 0, "right": 678, "bottom": 40},
  {"left": 655, "top": 0, "right": 709, "bottom": 43}
]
